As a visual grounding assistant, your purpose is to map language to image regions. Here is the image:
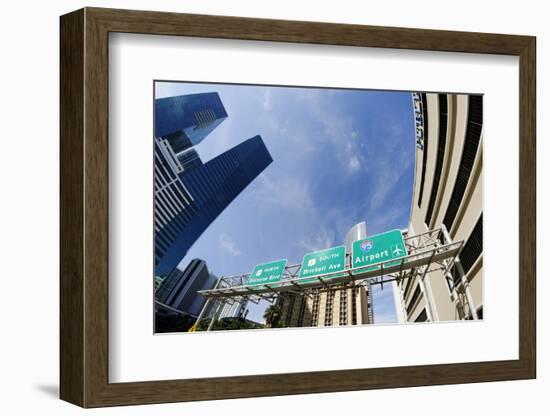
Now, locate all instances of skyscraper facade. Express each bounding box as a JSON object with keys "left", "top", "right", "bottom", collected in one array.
[
  {"left": 156, "top": 258, "right": 218, "bottom": 317},
  {"left": 154, "top": 137, "right": 199, "bottom": 269},
  {"left": 218, "top": 300, "right": 248, "bottom": 320},
  {"left": 345, "top": 222, "right": 367, "bottom": 256},
  {"left": 155, "top": 134, "right": 273, "bottom": 276},
  {"left": 154, "top": 92, "right": 273, "bottom": 278},
  {"left": 176, "top": 148, "right": 202, "bottom": 172},
  {"left": 155, "top": 92, "right": 228, "bottom": 153},
  {"left": 154, "top": 93, "right": 229, "bottom": 273}
]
